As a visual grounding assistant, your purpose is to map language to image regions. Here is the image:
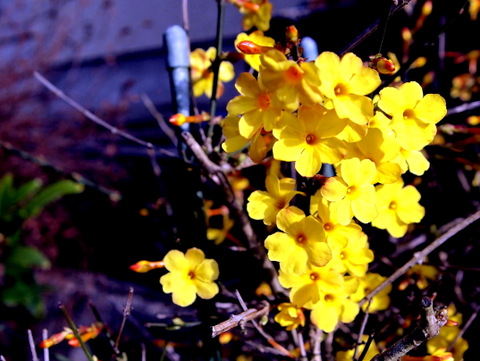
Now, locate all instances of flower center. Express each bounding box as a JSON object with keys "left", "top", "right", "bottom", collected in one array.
[
  {"left": 403, "top": 109, "right": 415, "bottom": 119},
  {"left": 188, "top": 270, "right": 196, "bottom": 279},
  {"left": 310, "top": 272, "right": 320, "bottom": 281},
  {"left": 340, "top": 251, "right": 347, "bottom": 260},
  {"left": 296, "top": 234, "right": 307, "bottom": 245},
  {"left": 306, "top": 134, "right": 316, "bottom": 145},
  {"left": 324, "top": 222, "right": 334, "bottom": 232},
  {"left": 334, "top": 83, "right": 348, "bottom": 96},
  {"left": 389, "top": 201, "right": 397, "bottom": 210},
  {"left": 258, "top": 93, "right": 271, "bottom": 110},
  {"left": 324, "top": 294, "right": 335, "bottom": 302},
  {"left": 284, "top": 65, "right": 303, "bottom": 83}
]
